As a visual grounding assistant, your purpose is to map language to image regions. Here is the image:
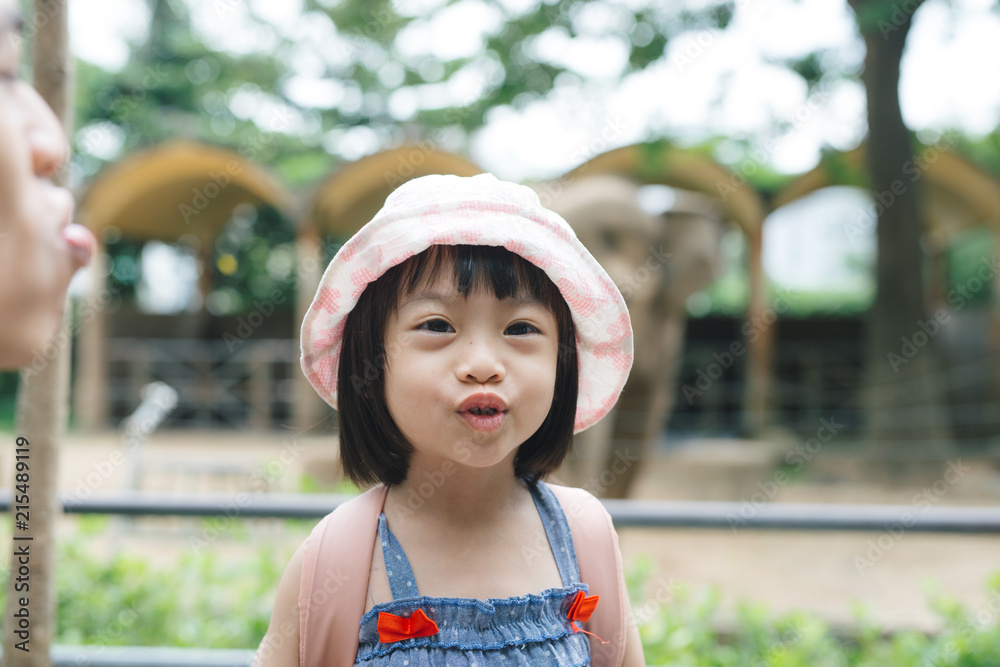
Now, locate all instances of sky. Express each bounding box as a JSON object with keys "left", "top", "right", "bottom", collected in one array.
[{"left": 63, "top": 0, "right": 1000, "bottom": 311}]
